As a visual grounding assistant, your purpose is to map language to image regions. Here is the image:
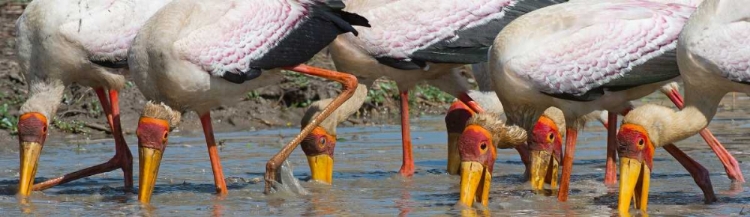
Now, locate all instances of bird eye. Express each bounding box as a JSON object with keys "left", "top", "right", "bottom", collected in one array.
[
  {"left": 320, "top": 137, "right": 327, "bottom": 146},
  {"left": 637, "top": 138, "right": 644, "bottom": 146},
  {"left": 480, "top": 142, "right": 487, "bottom": 150},
  {"left": 548, "top": 133, "right": 554, "bottom": 141},
  {"left": 42, "top": 125, "right": 48, "bottom": 133},
  {"left": 162, "top": 132, "right": 169, "bottom": 143}
]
